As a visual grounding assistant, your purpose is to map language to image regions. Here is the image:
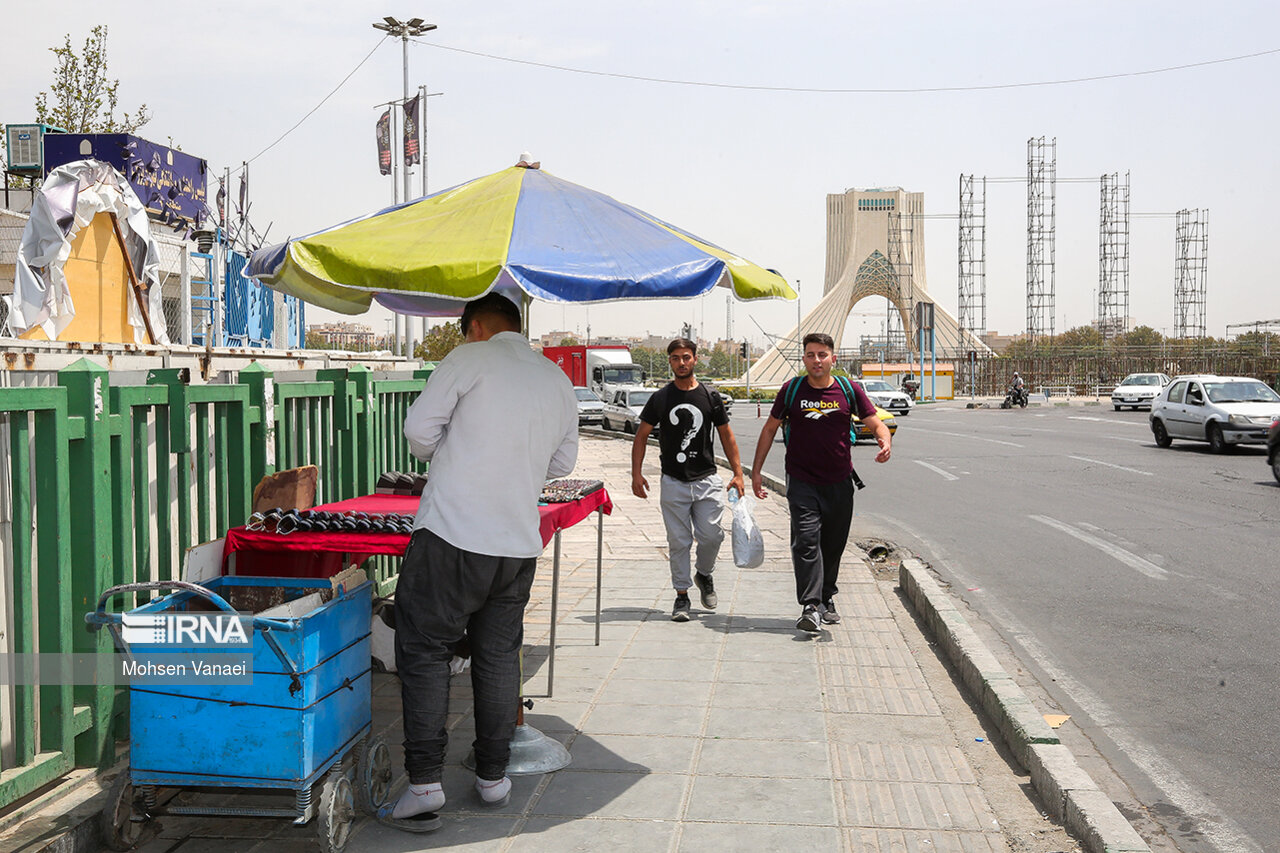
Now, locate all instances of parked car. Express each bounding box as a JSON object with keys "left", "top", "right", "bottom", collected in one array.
[
  {"left": 601, "top": 387, "right": 655, "bottom": 434},
  {"left": 574, "top": 387, "right": 605, "bottom": 425},
  {"left": 854, "top": 406, "right": 898, "bottom": 442},
  {"left": 852, "top": 378, "right": 912, "bottom": 415},
  {"left": 1111, "top": 372, "right": 1171, "bottom": 411},
  {"left": 1149, "top": 375, "right": 1280, "bottom": 452},
  {"left": 1268, "top": 419, "right": 1280, "bottom": 484}
]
